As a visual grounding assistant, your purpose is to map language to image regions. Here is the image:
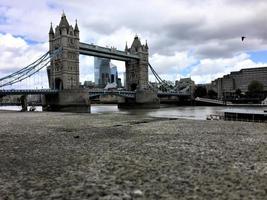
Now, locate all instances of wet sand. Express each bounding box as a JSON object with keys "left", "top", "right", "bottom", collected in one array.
[{"left": 0, "top": 111, "right": 266, "bottom": 199}]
